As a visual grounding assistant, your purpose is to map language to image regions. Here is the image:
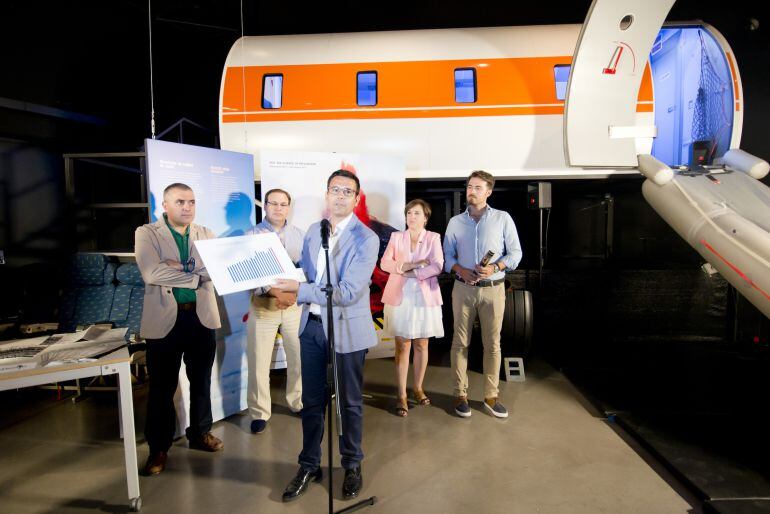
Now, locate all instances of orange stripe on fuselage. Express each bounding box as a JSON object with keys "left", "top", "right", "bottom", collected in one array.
[
  {"left": 221, "top": 57, "right": 654, "bottom": 123},
  {"left": 726, "top": 53, "right": 741, "bottom": 111},
  {"left": 726, "top": 53, "right": 740, "bottom": 101},
  {"left": 222, "top": 105, "right": 569, "bottom": 123}
]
